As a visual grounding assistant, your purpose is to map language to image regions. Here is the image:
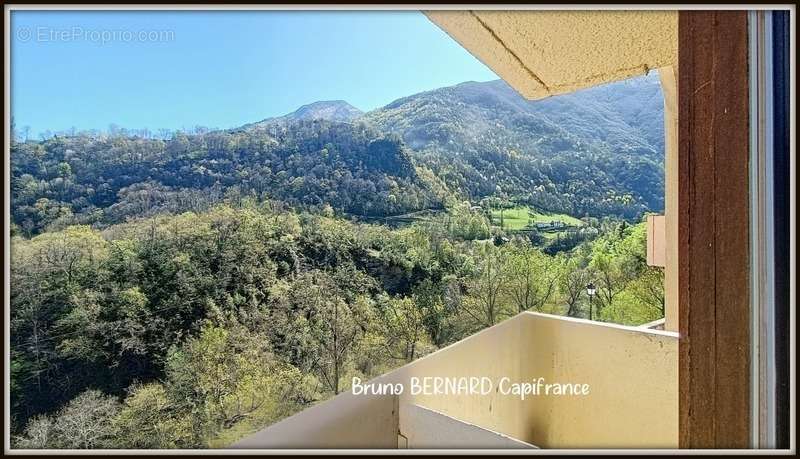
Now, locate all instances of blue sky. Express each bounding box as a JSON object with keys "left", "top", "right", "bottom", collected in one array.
[{"left": 11, "top": 10, "right": 498, "bottom": 137}]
